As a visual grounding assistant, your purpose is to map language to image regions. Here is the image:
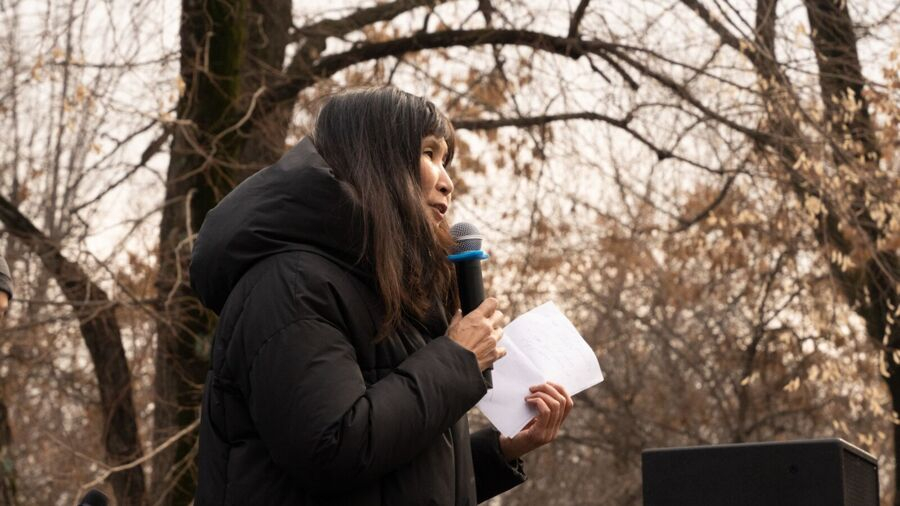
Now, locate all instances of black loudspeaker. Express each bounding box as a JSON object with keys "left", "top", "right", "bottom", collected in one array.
[{"left": 642, "top": 438, "right": 878, "bottom": 506}]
